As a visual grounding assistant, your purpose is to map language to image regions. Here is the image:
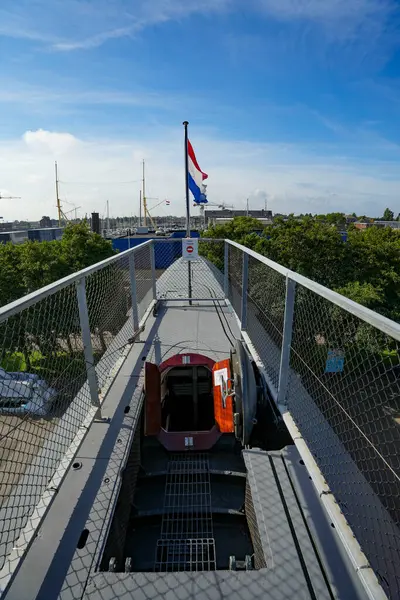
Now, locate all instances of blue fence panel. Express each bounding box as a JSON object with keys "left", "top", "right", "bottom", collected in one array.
[
  {"left": 169, "top": 230, "right": 200, "bottom": 238},
  {"left": 112, "top": 238, "right": 181, "bottom": 269}
]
